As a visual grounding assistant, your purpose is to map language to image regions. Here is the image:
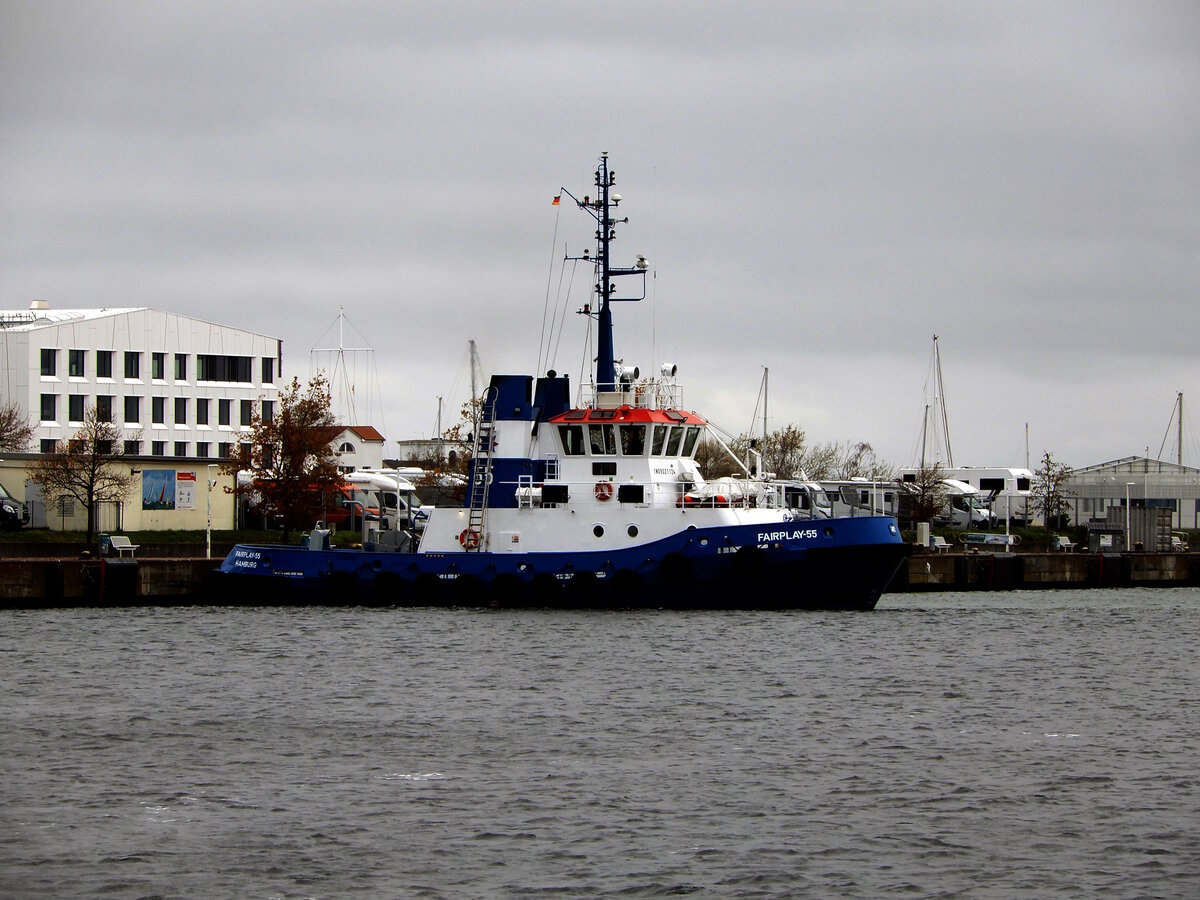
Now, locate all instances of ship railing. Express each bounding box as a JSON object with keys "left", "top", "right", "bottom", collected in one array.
[{"left": 581, "top": 378, "right": 682, "bottom": 410}]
